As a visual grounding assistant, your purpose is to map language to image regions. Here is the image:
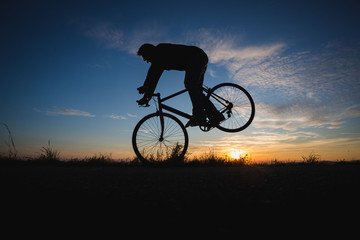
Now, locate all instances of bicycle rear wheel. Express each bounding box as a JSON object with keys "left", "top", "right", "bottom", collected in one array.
[
  {"left": 207, "top": 83, "right": 255, "bottom": 132},
  {"left": 132, "top": 112, "right": 188, "bottom": 164}
]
